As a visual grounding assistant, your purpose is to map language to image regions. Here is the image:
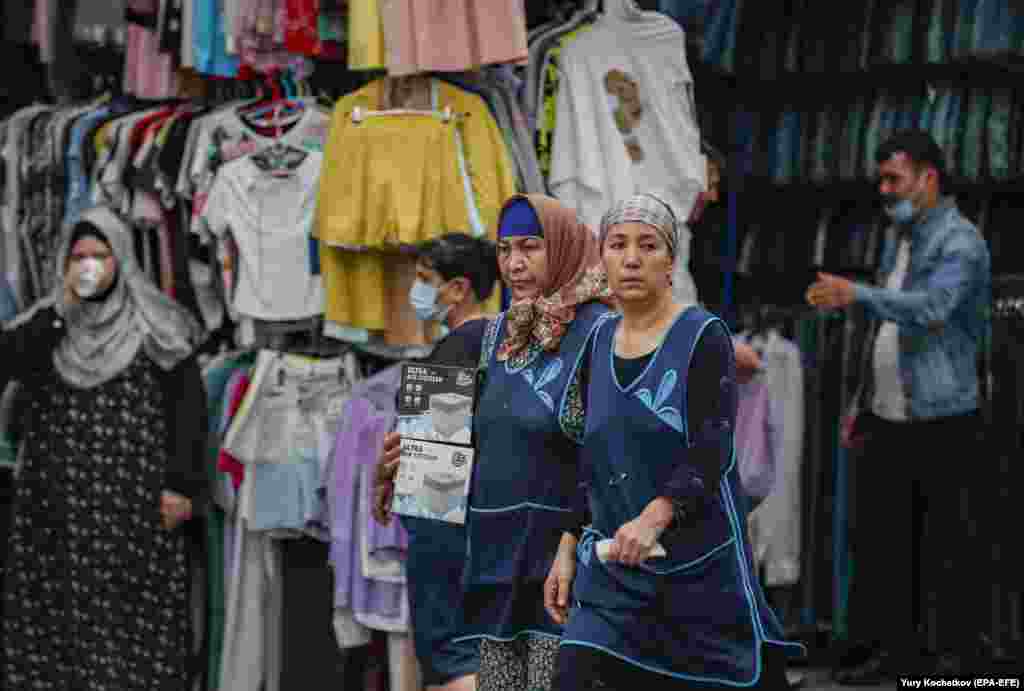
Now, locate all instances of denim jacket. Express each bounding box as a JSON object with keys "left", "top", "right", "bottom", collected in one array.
[{"left": 850, "top": 197, "right": 990, "bottom": 421}]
